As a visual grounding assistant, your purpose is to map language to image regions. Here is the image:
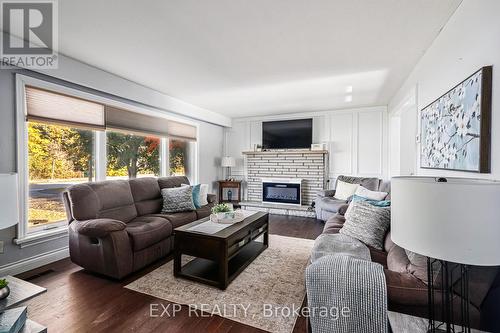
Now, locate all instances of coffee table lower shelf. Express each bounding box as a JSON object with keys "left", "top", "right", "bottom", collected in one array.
[{"left": 176, "top": 240, "right": 267, "bottom": 289}]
